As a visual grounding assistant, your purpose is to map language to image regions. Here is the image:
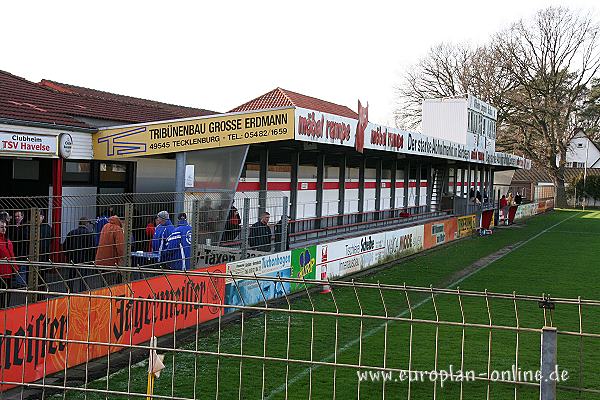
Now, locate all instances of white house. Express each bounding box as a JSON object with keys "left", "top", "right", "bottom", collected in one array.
[{"left": 566, "top": 131, "right": 600, "bottom": 169}]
